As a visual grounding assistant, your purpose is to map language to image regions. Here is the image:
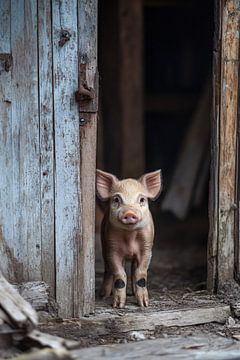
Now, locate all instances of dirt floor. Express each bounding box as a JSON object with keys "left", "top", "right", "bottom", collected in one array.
[
  {"left": 4, "top": 209, "right": 240, "bottom": 359},
  {"left": 38, "top": 209, "right": 238, "bottom": 349}
]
